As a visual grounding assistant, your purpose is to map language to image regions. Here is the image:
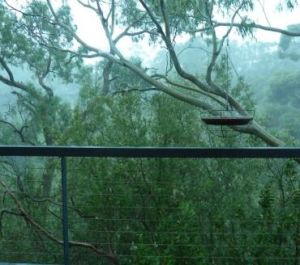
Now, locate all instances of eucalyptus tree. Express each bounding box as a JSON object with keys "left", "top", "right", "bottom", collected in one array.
[
  {"left": 0, "top": 2, "right": 76, "bottom": 261},
  {"left": 3, "top": 0, "right": 299, "bottom": 146},
  {"left": 0, "top": 1, "right": 77, "bottom": 144},
  {"left": 1, "top": 1, "right": 300, "bottom": 145},
  {"left": 1, "top": 0, "right": 300, "bottom": 264}
]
